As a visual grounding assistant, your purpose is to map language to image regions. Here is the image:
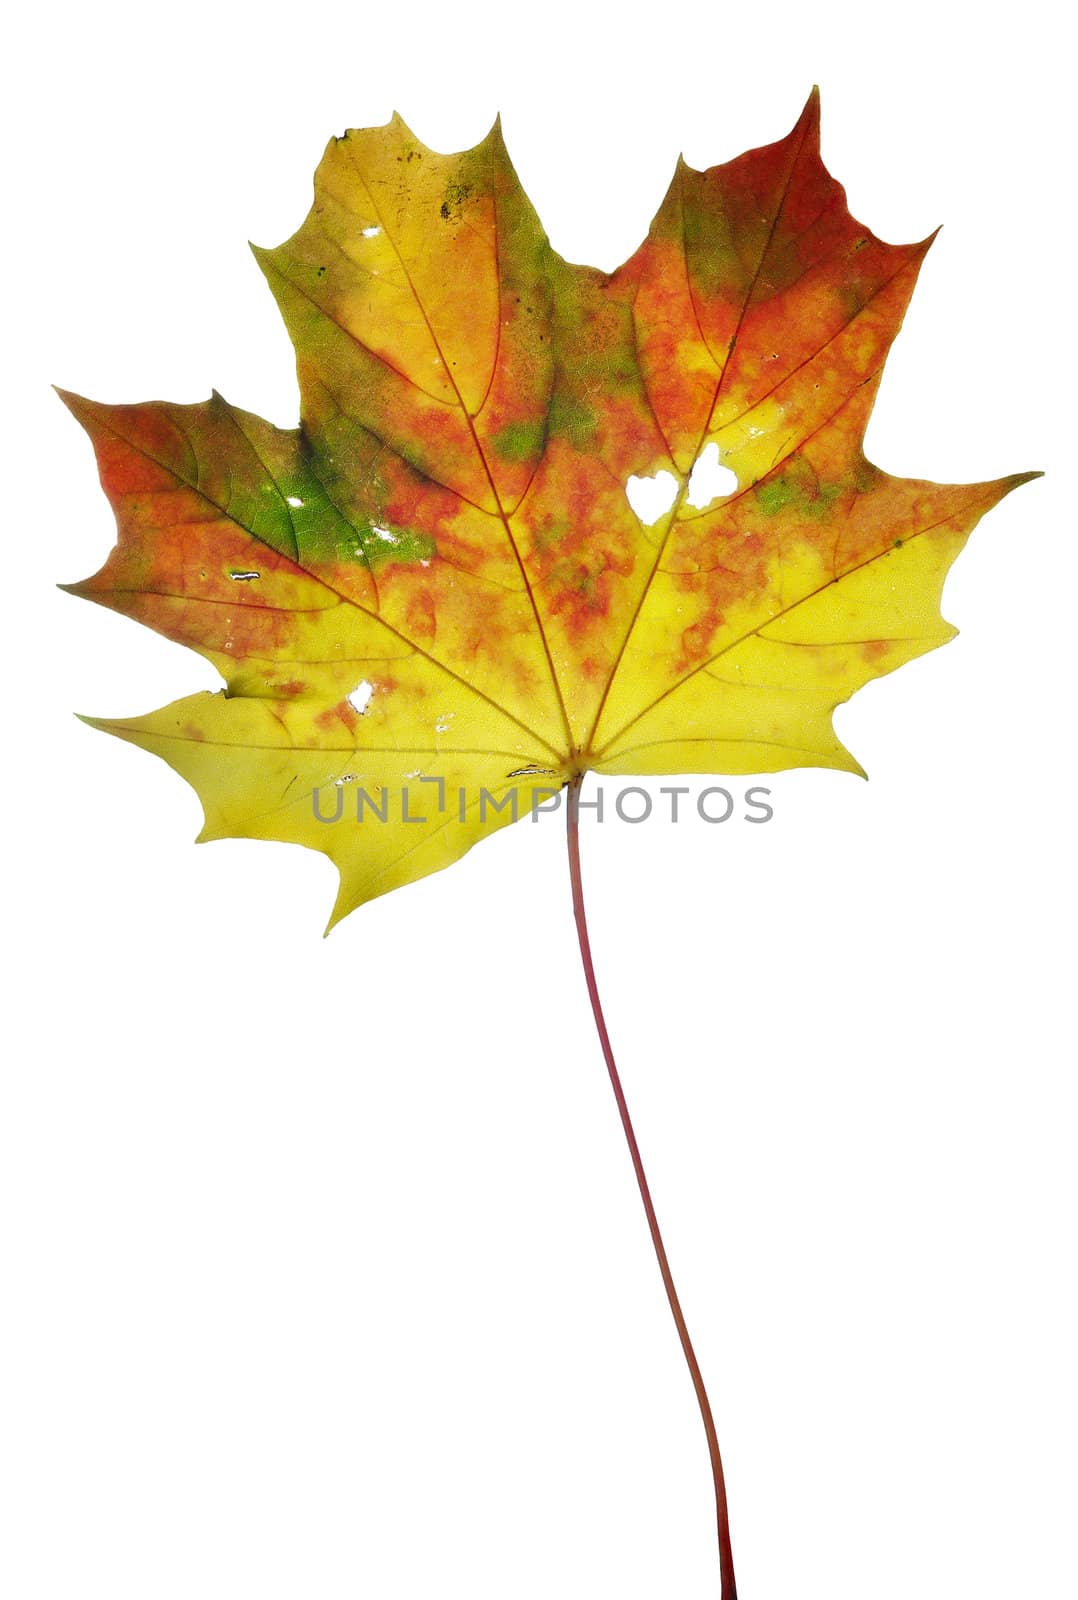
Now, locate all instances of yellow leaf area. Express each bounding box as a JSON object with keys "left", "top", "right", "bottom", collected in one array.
[{"left": 63, "top": 94, "right": 1036, "bottom": 926}]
